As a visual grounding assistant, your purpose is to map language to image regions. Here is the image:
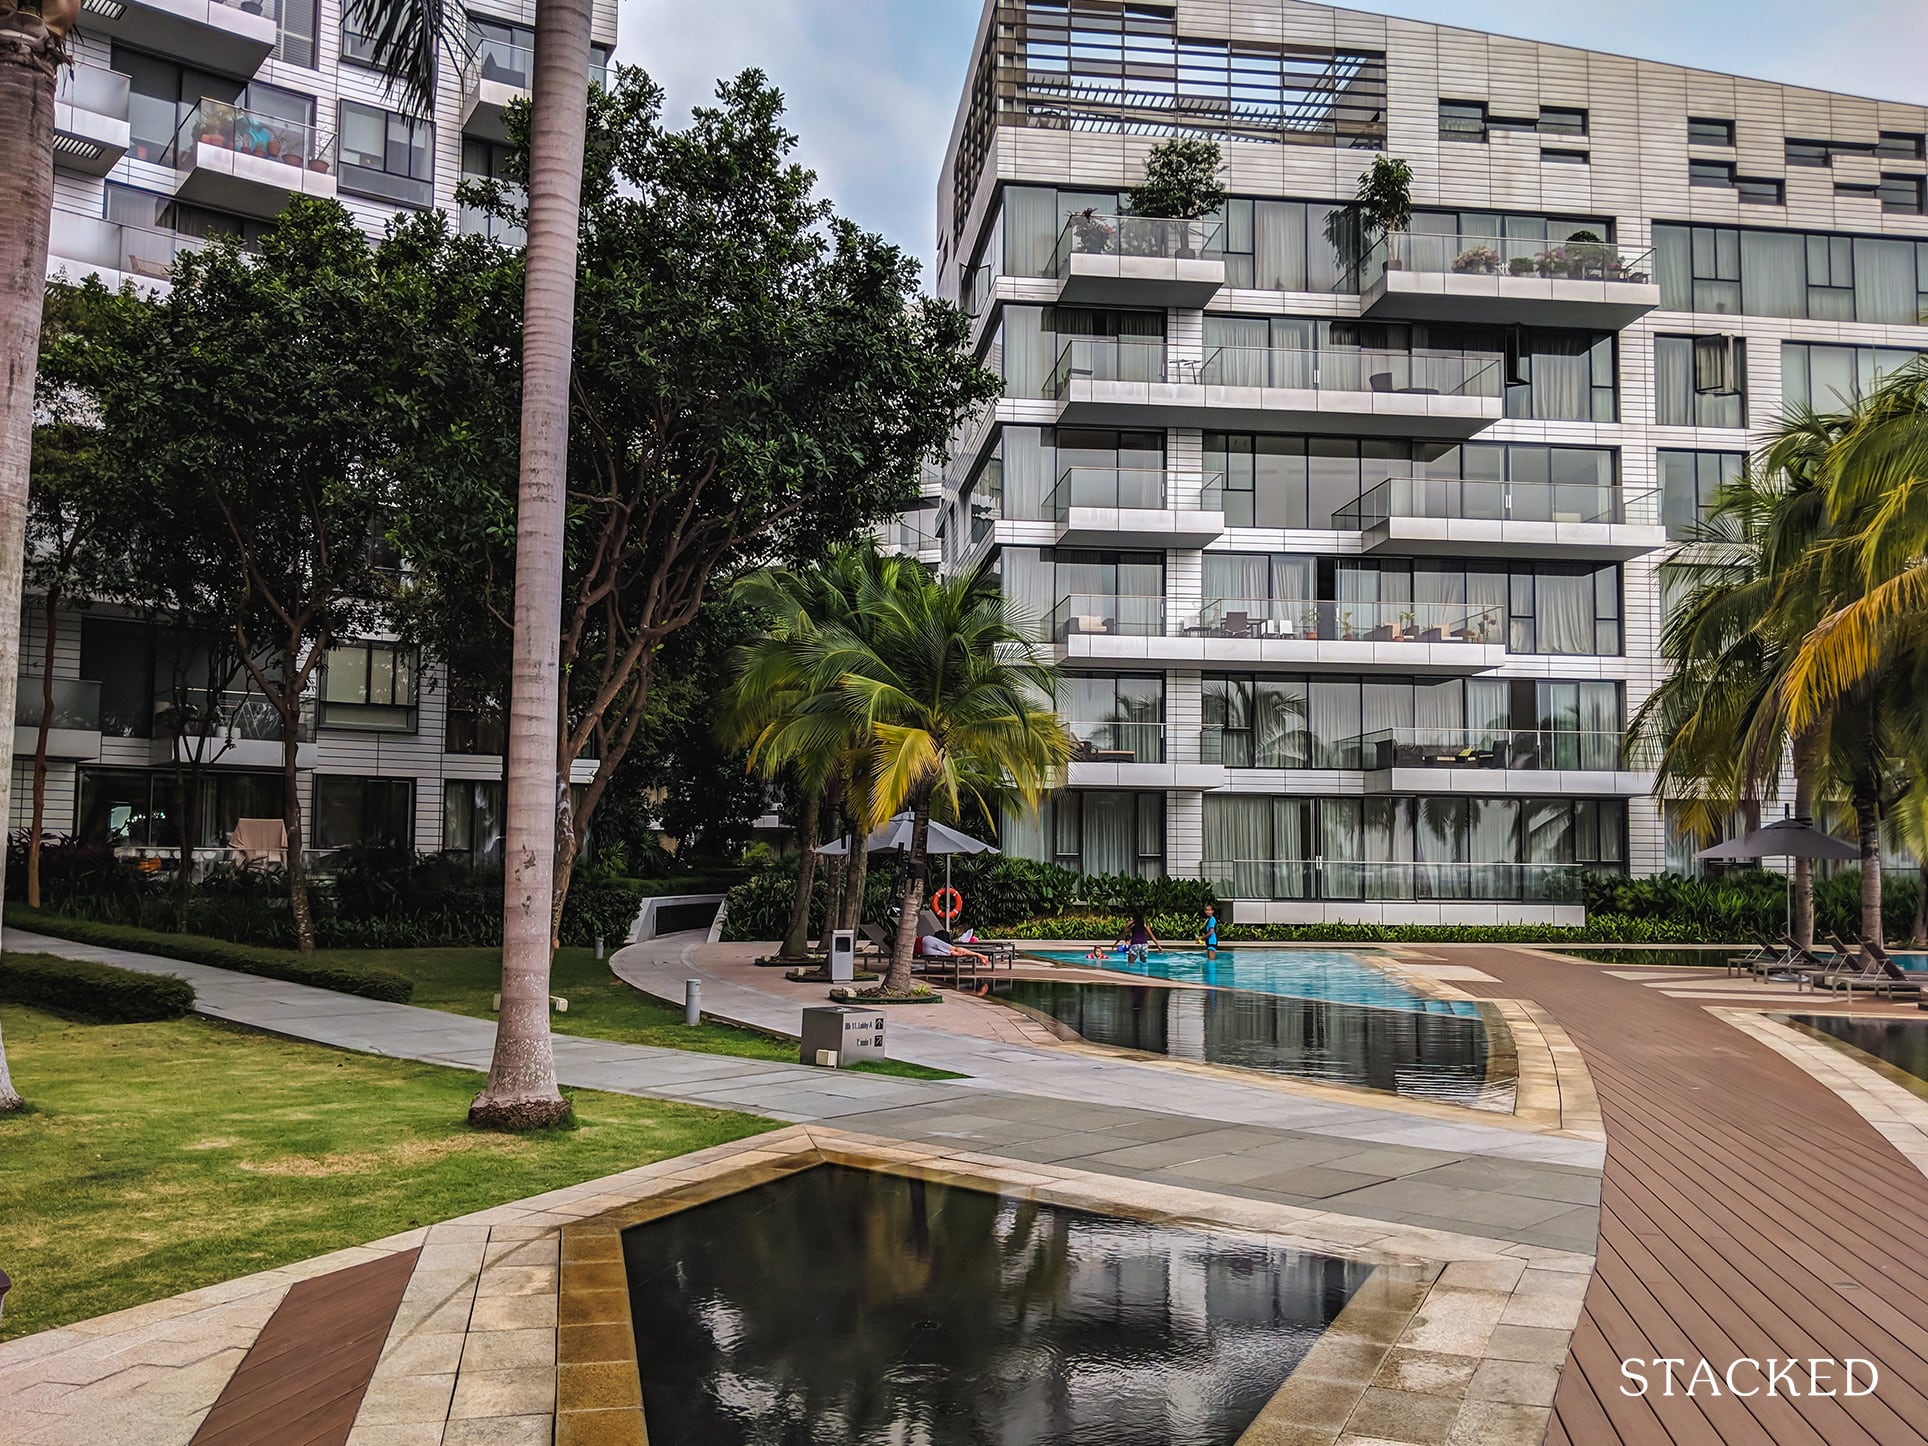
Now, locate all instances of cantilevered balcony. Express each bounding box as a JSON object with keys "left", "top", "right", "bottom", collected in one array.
[
  {"left": 1046, "top": 465, "right": 1226, "bottom": 547},
  {"left": 1046, "top": 593, "right": 1505, "bottom": 673},
  {"left": 53, "top": 64, "right": 131, "bottom": 176},
  {"left": 1333, "top": 477, "right": 1668, "bottom": 561},
  {"left": 461, "top": 39, "right": 608, "bottom": 141},
  {"left": 1360, "top": 232, "right": 1659, "bottom": 329},
  {"left": 171, "top": 101, "right": 337, "bottom": 217},
  {"left": 1060, "top": 720, "right": 1227, "bottom": 791},
  {"left": 1049, "top": 212, "right": 1225, "bottom": 307},
  {"left": 1047, "top": 340, "right": 1501, "bottom": 437},
  {"left": 1349, "top": 727, "right": 1646, "bottom": 794},
  {"left": 47, "top": 210, "right": 200, "bottom": 288},
  {"left": 13, "top": 678, "right": 102, "bottom": 761},
  {"left": 77, "top": 0, "right": 277, "bottom": 75},
  {"left": 149, "top": 691, "right": 317, "bottom": 770}
]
